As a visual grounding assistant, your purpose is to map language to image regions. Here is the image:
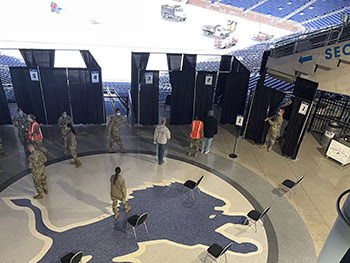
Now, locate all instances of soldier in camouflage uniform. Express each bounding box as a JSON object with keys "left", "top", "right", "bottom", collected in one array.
[
  {"left": 57, "top": 112, "right": 74, "bottom": 155},
  {"left": 27, "top": 144, "right": 48, "bottom": 199},
  {"left": 110, "top": 167, "right": 131, "bottom": 219},
  {"left": 108, "top": 108, "right": 131, "bottom": 153},
  {"left": 28, "top": 114, "right": 51, "bottom": 158},
  {"left": 188, "top": 119, "right": 204, "bottom": 158},
  {"left": 12, "top": 108, "right": 29, "bottom": 152},
  {"left": 260, "top": 109, "right": 284, "bottom": 152},
  {"left": 66, "top": 123, "right": 82, "bottom": 168}
]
